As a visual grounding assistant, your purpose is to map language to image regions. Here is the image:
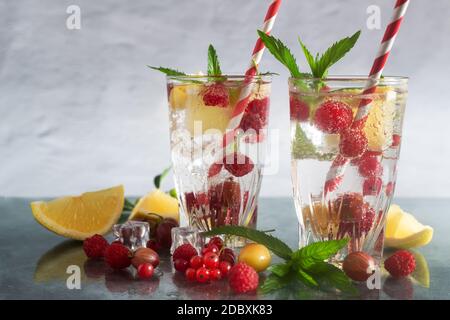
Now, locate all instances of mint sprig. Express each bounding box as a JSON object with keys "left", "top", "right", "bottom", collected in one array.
[
  {"left": 259, "top": 30, "right": 360, "bottom": 81},
  {"left": 147, "top": 66, "right": 186, "bottom": 76},
  {"left": 207, "top": 44, "right": 222, "bottom": 76},
  {"left": 257, "top": 30, "right": 304, "bottom": 78},
  {"left": 298, "top": 30, "right": 361, "bottom": 78},
  {"left": 204, "top": 226, "right": 355, "bottom": 295}
]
